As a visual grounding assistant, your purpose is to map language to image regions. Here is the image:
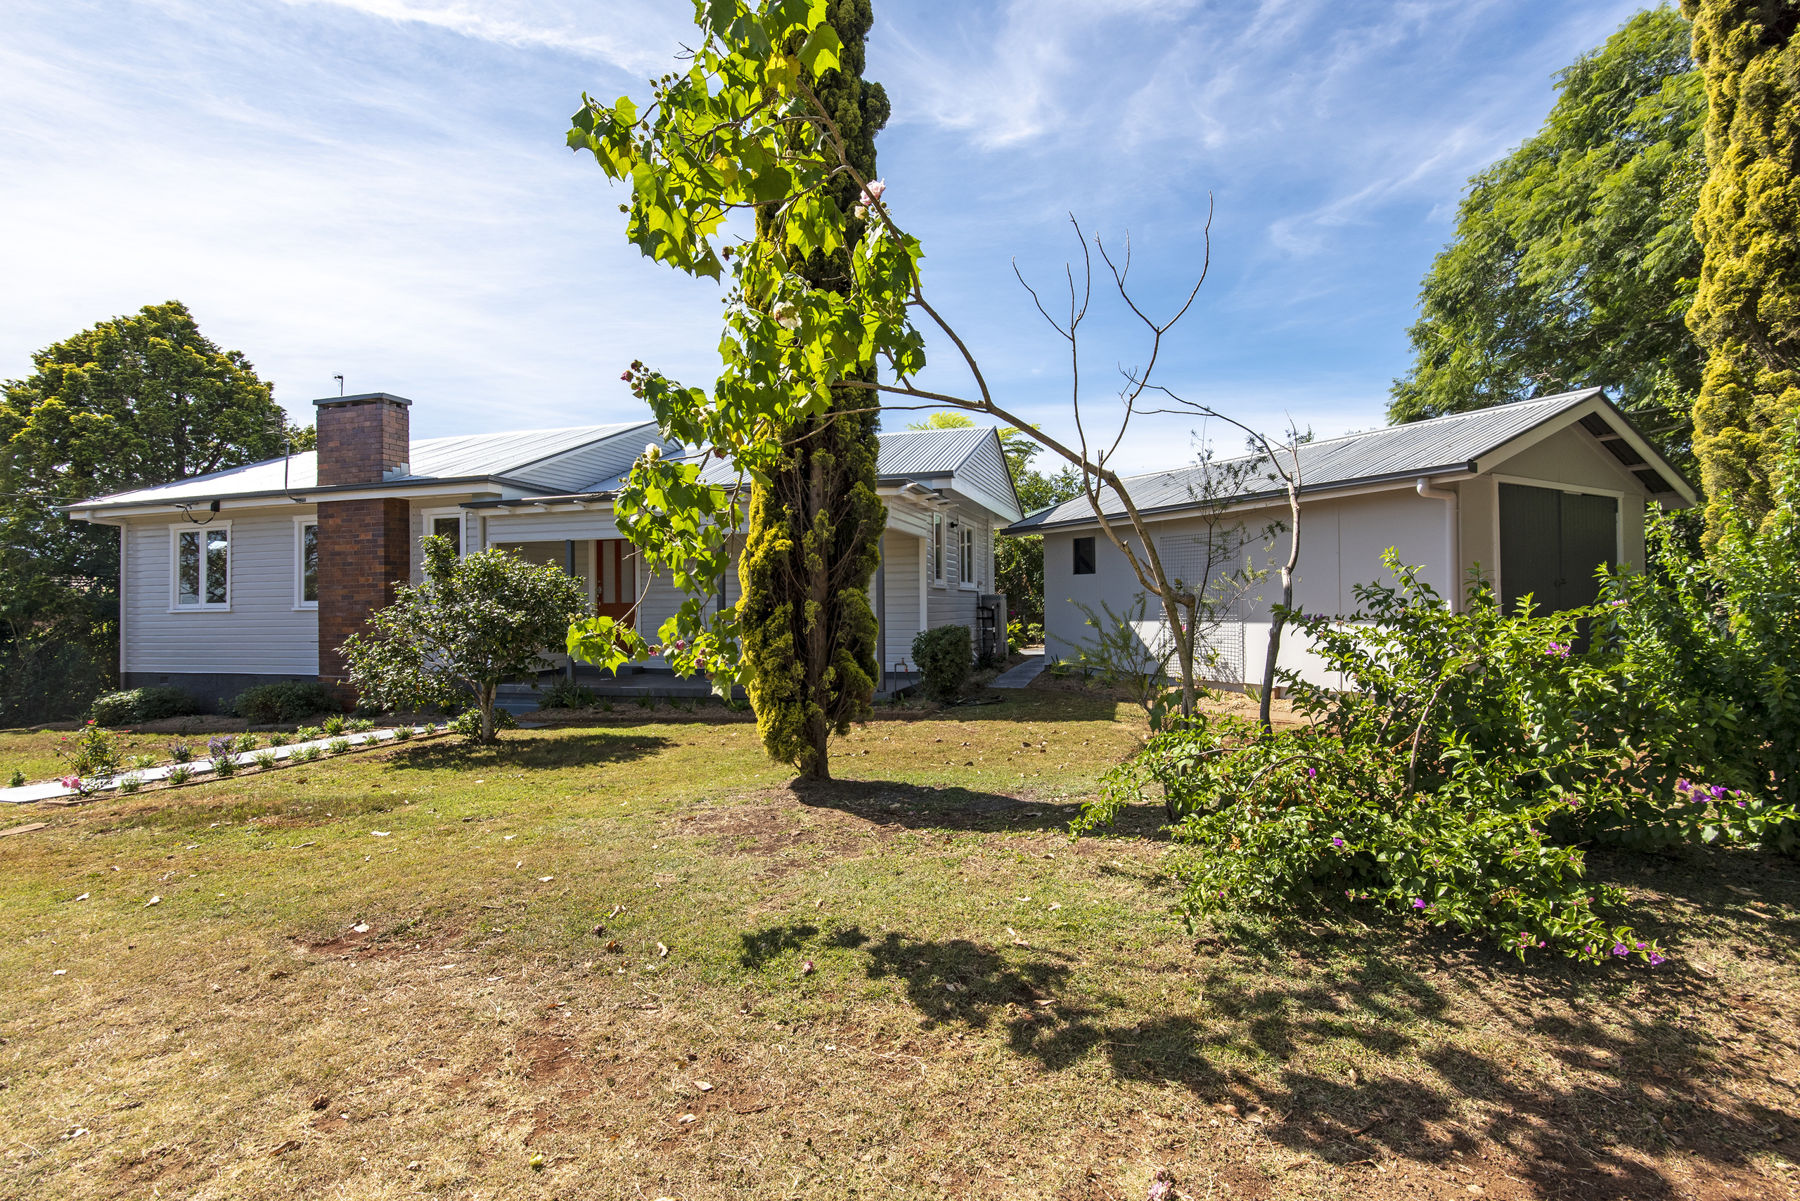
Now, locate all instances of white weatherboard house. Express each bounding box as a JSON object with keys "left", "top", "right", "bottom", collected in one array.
[
  {"left": 65, "top": 393, "right": 1020, "bottom": 706},
  {"left": 1007, "top": 389, "right": 1696, "bottom": 689}
]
